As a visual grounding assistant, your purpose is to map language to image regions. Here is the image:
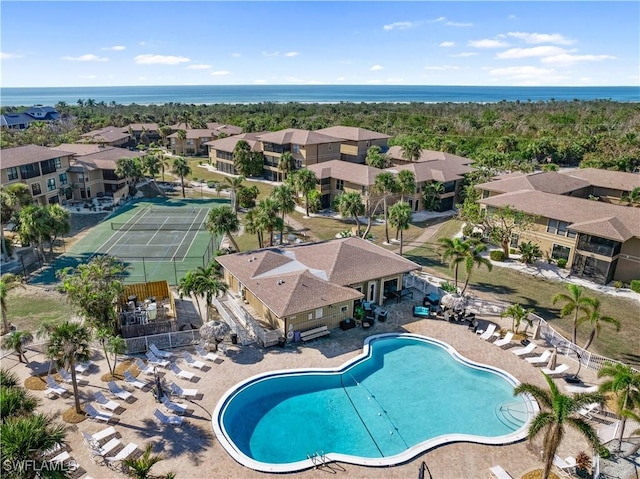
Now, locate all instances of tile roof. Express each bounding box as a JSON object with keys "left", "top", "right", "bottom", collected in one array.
[
  {"left": 1, "top": 145, "right": 75, "bottom": 169},
  {"left": 216, "top": 236, "right": 420, "bottom": 316},
  {"left": 386, "top": 146, "right": 474, "bottom": 165},
  {"left": 386, "top": 159, "right": 474, "bottom": 183},
  {"left": 207, "top": 123, "right": 243, "bottom": 136},
  {"left": 479, "top": 190, "right": 640, "bottom": 241},
  {"left": 475, "top": 171, "right": 591, "bottom": 195},
  {"left": 54, "top": 144, "right": 144, "bottom": 170},
  {"left": 204, "top": 133, "right": 263, "bottom": 152},
  {"left": 257, "top": 128, "right": 341, "bottom": 146},
  {"left": 314, "top": 126, "right": 391, "bottom": 142},
  {"left": 561, "top": 168, "right": 640, "bottom": 192},
  {"left": 168, "top": 129, "right": 218, "bottom": 139},
  {"left": 81, "top": 126, "right": 131, "bottom": 143},
  {"left": 121, "top": 123, "right": 159, "bottom": 132},
  {"left": 306, "top": 160, "right": 383, "bottom": 186}
]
